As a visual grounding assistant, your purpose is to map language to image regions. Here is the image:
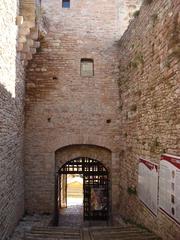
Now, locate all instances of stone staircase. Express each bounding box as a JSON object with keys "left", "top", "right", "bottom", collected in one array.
[
  {"left": 24, "top": 226, "right": 161, "bottom": 240},
  {"left": 25, "top": 226, "right": 82, "bottom": 240},
  {"left": 88, "top": 226, "right": 161, "bottom": 240}
]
